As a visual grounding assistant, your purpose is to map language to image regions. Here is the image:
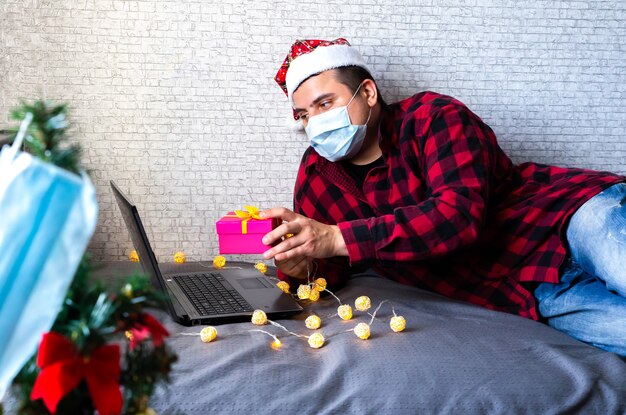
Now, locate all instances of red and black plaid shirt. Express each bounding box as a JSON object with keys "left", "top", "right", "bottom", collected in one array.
[{"left": 282, "top": 91, "right": 624, "bottom": 320}]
